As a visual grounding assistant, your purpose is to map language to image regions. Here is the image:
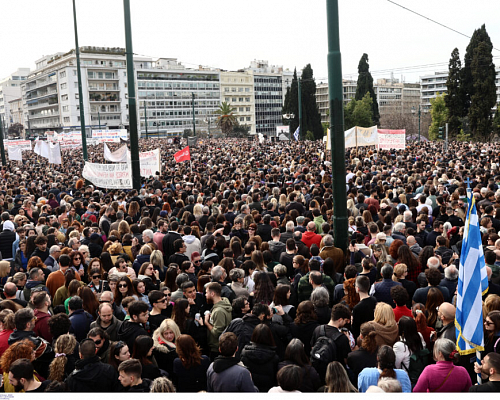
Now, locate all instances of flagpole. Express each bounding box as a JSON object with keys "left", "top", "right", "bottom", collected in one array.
[{"left": 476, "top": 350, "right": 482, "bottom": 384}]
